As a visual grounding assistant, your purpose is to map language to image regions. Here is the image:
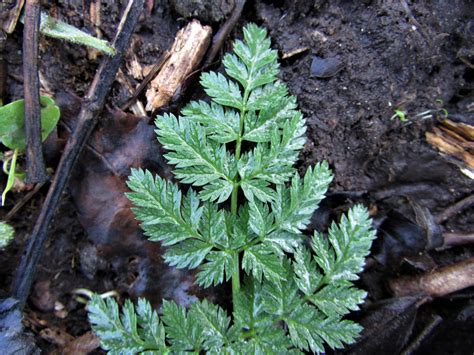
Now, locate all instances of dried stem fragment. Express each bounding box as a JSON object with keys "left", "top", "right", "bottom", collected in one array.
[
  {"left": 426, "top": 119, "right": 474, "bottom": 171},
  {"left": 442, "top": 232, "right": 474, "bottom": 248},
  {"left": 145, "top": 20, "right": 211, "bottom": 110},
  {"left": 11, "top": 0, "right": 144, "bottom": 309},
  {"left": 23, "top": 0, "right": 48, "bottom": 184},
  {"left": 1, "top": 0, "right": 25, "bottom": 33},
  {"left": 203, "top": 0, "right": 246, "bottom": 67},
  {"left": 435, "top": 194, "right": 474, "bottom": 224},
  {"left": 390, "top": 257, "right": 474, "bottom": 297}
]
